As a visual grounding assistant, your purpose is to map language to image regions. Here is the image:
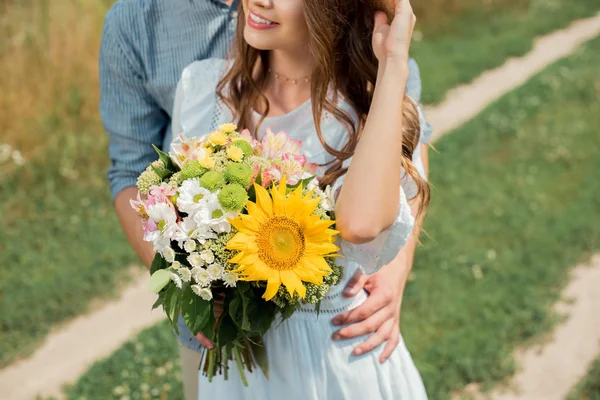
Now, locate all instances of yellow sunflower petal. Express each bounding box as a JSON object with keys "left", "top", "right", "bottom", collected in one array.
[
  {"left": 254, "top": 184, "right": 274, "bottom": 217},
  {"left": 280, "top": 270, "right": 306, "bottom": 298},
  {"left": 263, "top": 274, "right": 282, "bottom": 300},
  {"left": 246, "top": 201, "right": 268, "bottom": 222}
]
